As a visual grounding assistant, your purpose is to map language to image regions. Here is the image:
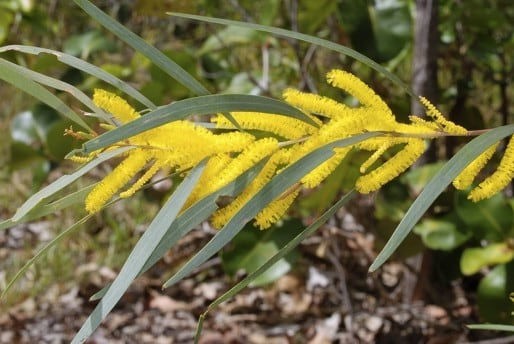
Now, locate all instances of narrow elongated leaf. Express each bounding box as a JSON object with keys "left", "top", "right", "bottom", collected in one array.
[
  {"left": 82, "top": 94, "right": 318, "bottom": 153},
  {"left": 2, "top": 58, "right": 111, "bottom": 122},
  {"left": 467, "top": 324, "right": 514, "bottom": 332},
  {"left": 163, "top": 132, "right": 380, "bottom": 288},
  {"left": 0, "top": 45, "right": 156, "bottom": 109},
  {"left": 0, "top": 58, "right": 92, "bottom": 131},
  {"left": 90, "top": 160, "right": 265, "bottom": 301},
  {"left": 1, "top": 213, "right": 94, "bottom": 298},
  {"left": 72, "top": 161, "right": 206, "bottom": 343},
  {"left": 0, "top": 184, "right": 95, "bottom": 231},
  {"left": 12, "top": 147, "right": 130, "bottom": 221},
  {"left": 72, "top": 0, "right": 209, "bottom": 97},
  {"left": 369, "top": 124, "right": 514, "bottom": 272},
  {"left": 168, "top": 13, "right": 413, "bottom": 96},
  {"left": 194, "top": 190, "right": 356, "bottom": 343}
]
